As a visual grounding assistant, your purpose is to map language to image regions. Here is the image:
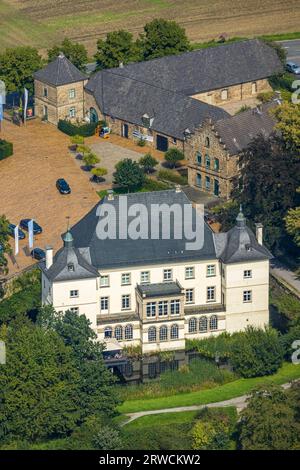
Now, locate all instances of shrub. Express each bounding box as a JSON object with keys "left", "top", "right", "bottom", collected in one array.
[
  {"left": 164, "top": 148, "right": 184, "bottom": 168},
  {"left": 93, "top": 425, "right": 123, "bottom": 450},
  {"left": 186, "top": 333, "right": 233, "bottom": 359},
  {"left": 58, "top": 119, "right": 97, "bottom": 137},
  {"left": 235, "top": 105, "right": 251, "bottom": 114},
  {"left": 114, "top": 158, "right": 145, "bottom": 192},
  {"left": 257, "top": 91, "right": 275, "bottom": 103},
  {"left": 139, "top": 153, "right": 158, "bottom": 173},
  {"left": 279, "top": 324, "right": 300, "bottom": 360},
  {"left": 0, "top": 139, "right": 13, "bottom": 160},
  {"left": 136, "top": 137, "right": 146, "bottom": 147},
  {"left": 158, "top": 169, "right": 187, "bottom": 185},
  {"left": 141, "top": 178, "right": 171, "bottom": 192},
  {"left": 192, "top": 408, "right": 231, "bottom": 450}
]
